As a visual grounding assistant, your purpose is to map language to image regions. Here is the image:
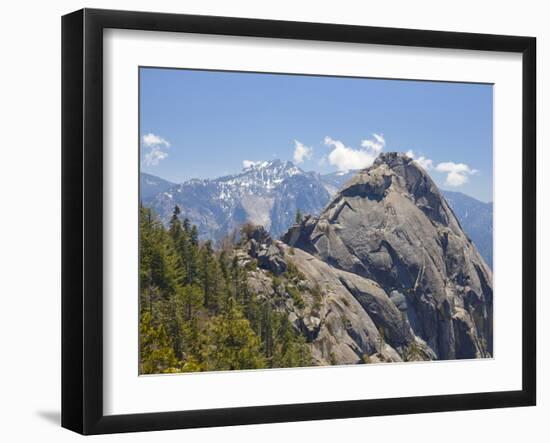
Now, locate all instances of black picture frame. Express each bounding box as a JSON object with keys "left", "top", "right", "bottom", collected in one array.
[{"left": 62, "top": 8, "right": 536, "bottom": 435}]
